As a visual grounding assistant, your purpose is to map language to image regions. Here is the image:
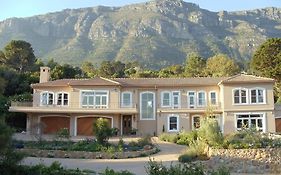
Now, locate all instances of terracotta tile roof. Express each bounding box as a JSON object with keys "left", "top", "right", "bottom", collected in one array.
[
  {"left": 113, "top": 77, "right": 226, "bottom": 87},
  {"left": 31, "top": 77, "right": 120, "bottom": 87},
  {"left": 31, "top": 74, "right": 274, "bottom": 88},
  {"left": 219, "top": 74, "right": 275, "bottom": 84}
]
